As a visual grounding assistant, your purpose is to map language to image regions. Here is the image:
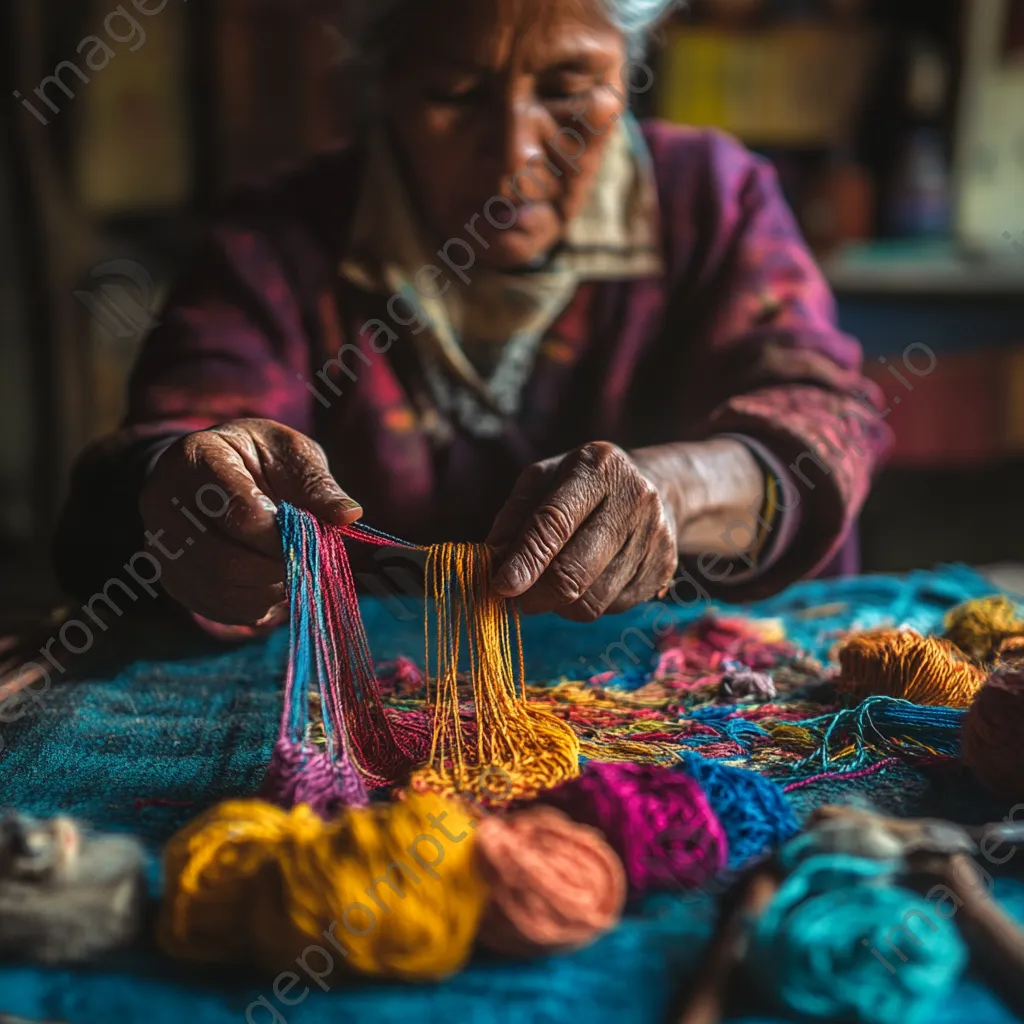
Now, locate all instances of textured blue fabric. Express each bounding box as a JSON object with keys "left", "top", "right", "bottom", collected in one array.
[
  {"left": 356, "top": 563, "right": 996, "bottom": 680},
  {"left": 0, "top": 564, "right": 1020, "bottom": 1024}
]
